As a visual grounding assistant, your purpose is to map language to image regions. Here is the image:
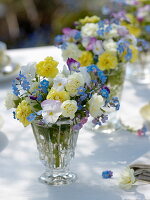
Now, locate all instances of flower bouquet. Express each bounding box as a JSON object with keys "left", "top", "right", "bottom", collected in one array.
[
  {"left": 103, "top": 0, "right": 150, "bottom": 84},
  {"left": 120, "top": 0, "right": 150, "bottom": 84},
  {"left": 55, "top": 15, "right": 138, "bottom": 132},
  {"left": 6, "top": 56, "right": 119, "bottom": 185}
]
